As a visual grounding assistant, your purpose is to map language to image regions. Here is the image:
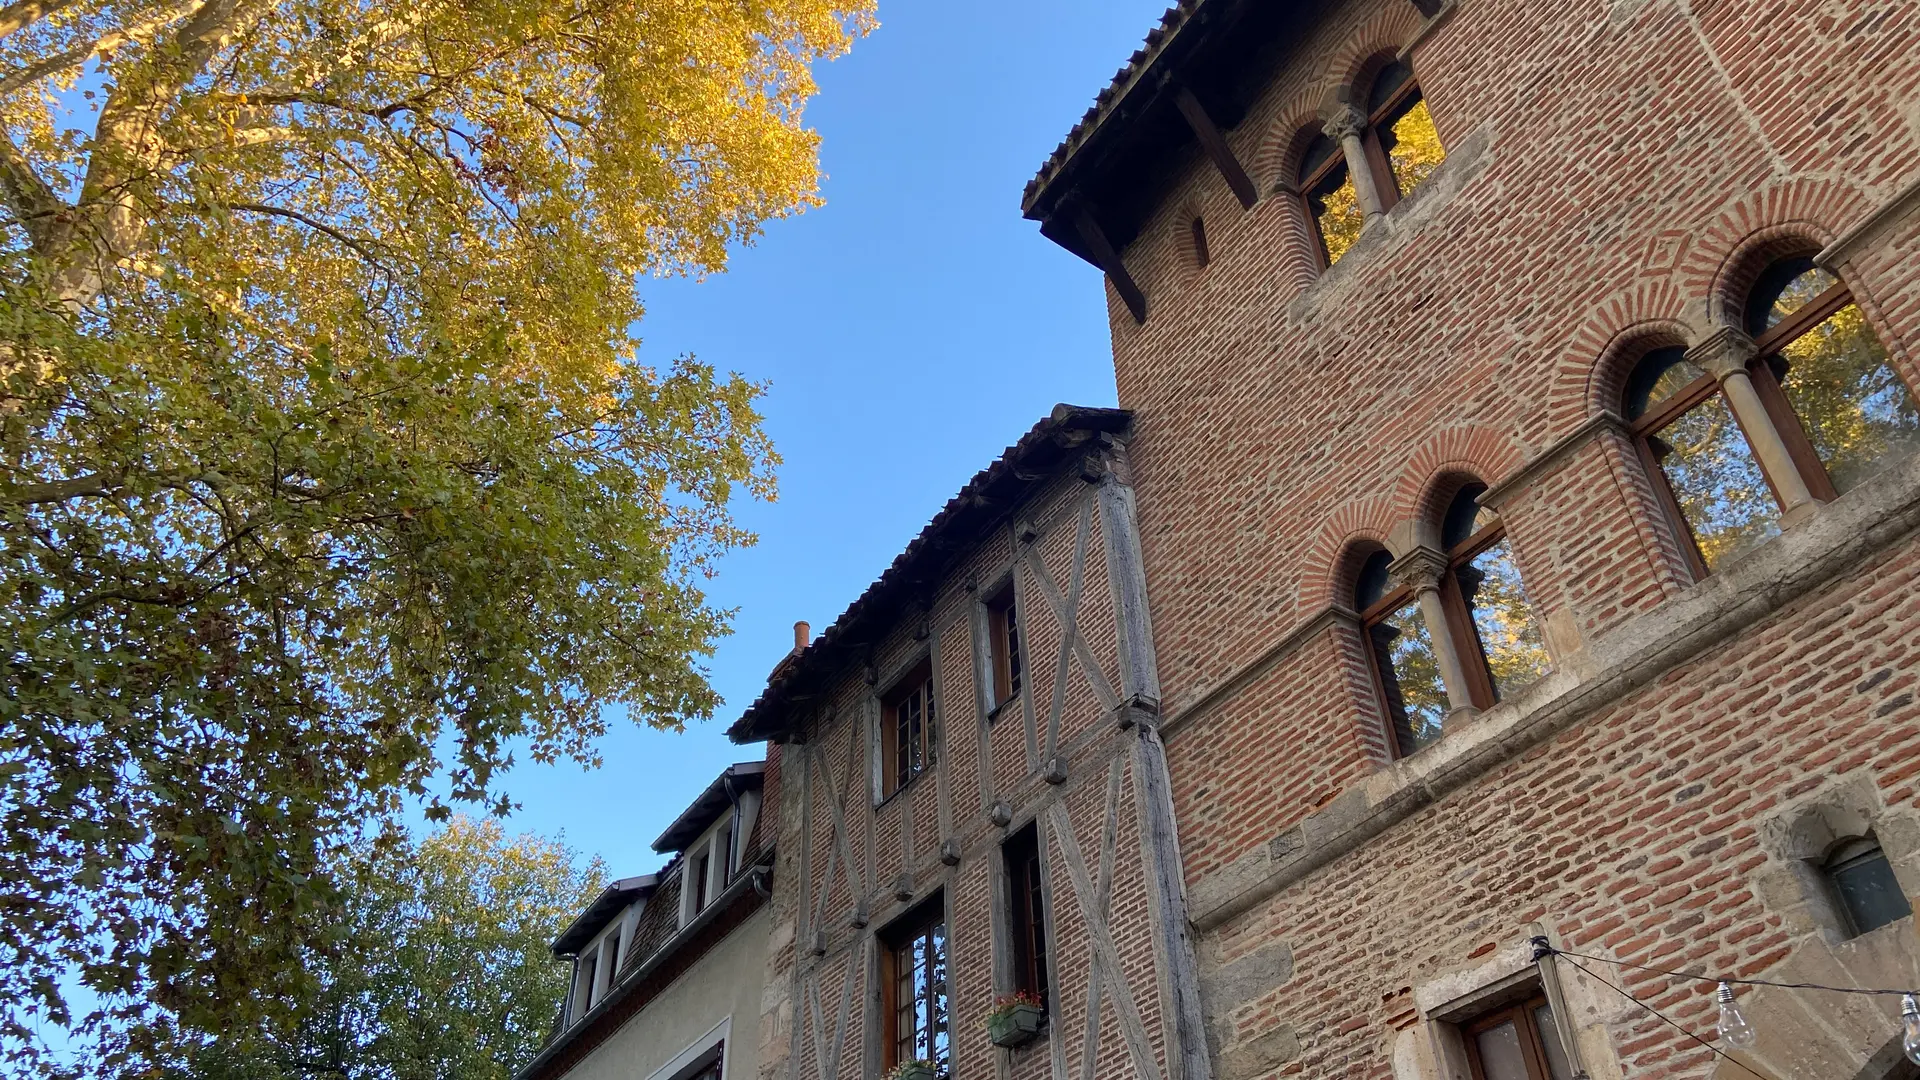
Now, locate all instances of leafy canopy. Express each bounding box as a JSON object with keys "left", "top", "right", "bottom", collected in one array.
[
  {"left": 0, "top": 0, "right": 869, "bottom": 1067},
  {"left": 175, "top": 817, "right": 608, "bottom": 1080}
]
